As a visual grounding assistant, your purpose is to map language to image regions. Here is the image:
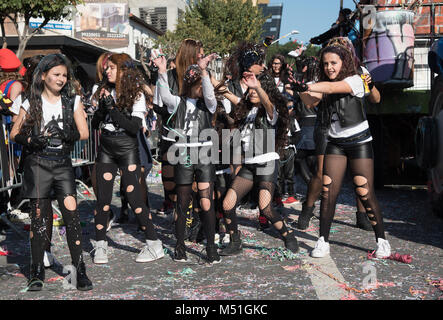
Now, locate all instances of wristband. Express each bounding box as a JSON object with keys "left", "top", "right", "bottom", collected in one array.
[{"left": 14, "top": 134, "right": 29, "bottom": 146}]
